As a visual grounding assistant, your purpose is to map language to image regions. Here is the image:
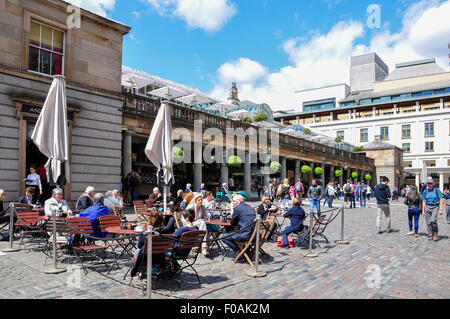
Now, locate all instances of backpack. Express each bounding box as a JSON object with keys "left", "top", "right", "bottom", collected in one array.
[
  {"left": 295, "top": 182, "right": 304, "bottom": 193},
  {"left": 361, "top": 184, "right": 367, "bottom": 193},
  {"left": 344, "top": 184, "right": 352, "bottom": 194}
]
